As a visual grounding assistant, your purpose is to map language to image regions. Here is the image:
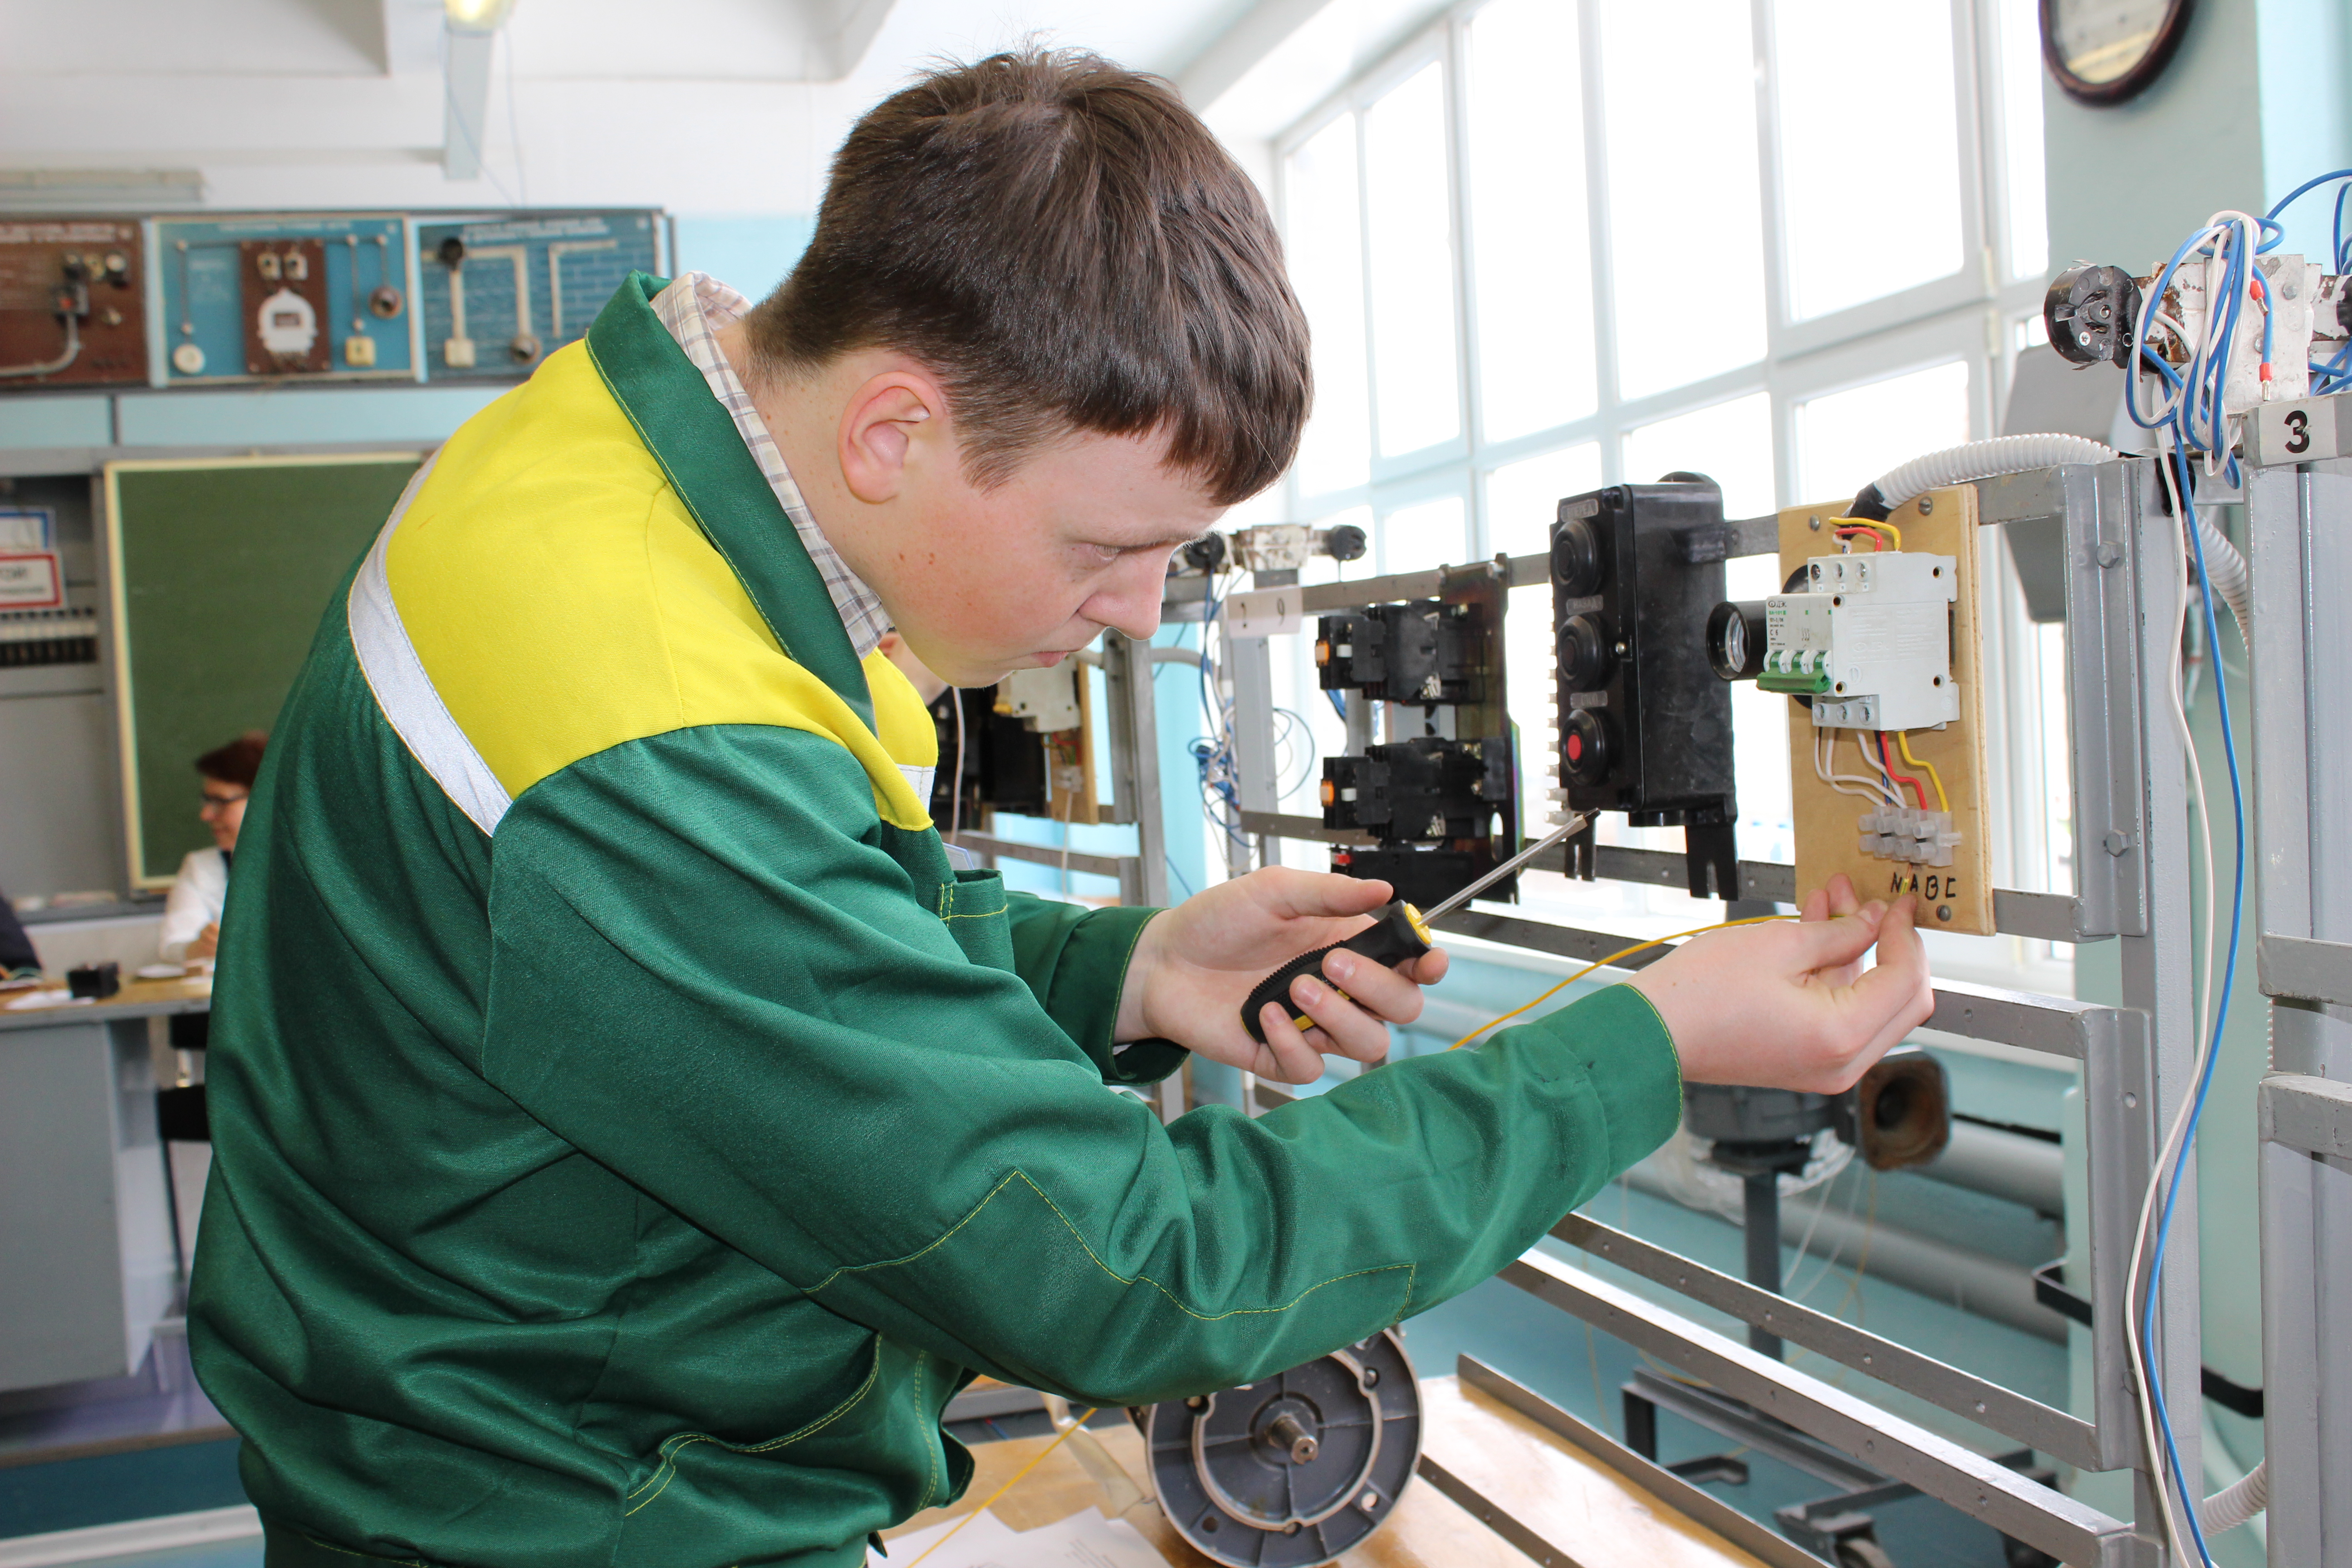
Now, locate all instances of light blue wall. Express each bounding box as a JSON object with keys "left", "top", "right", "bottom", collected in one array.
[
  {"left": 113, "top": 386, "right": 506, "bottom": 449},
  {"left": 671, "top": 216, "right": 818, "bottom": 300},
  {"left": 1, "top": 395, "right": 111, "bottom": 450},
  {"left": 2256, "top": 0, "right": 2352, "bottom": 258}
]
